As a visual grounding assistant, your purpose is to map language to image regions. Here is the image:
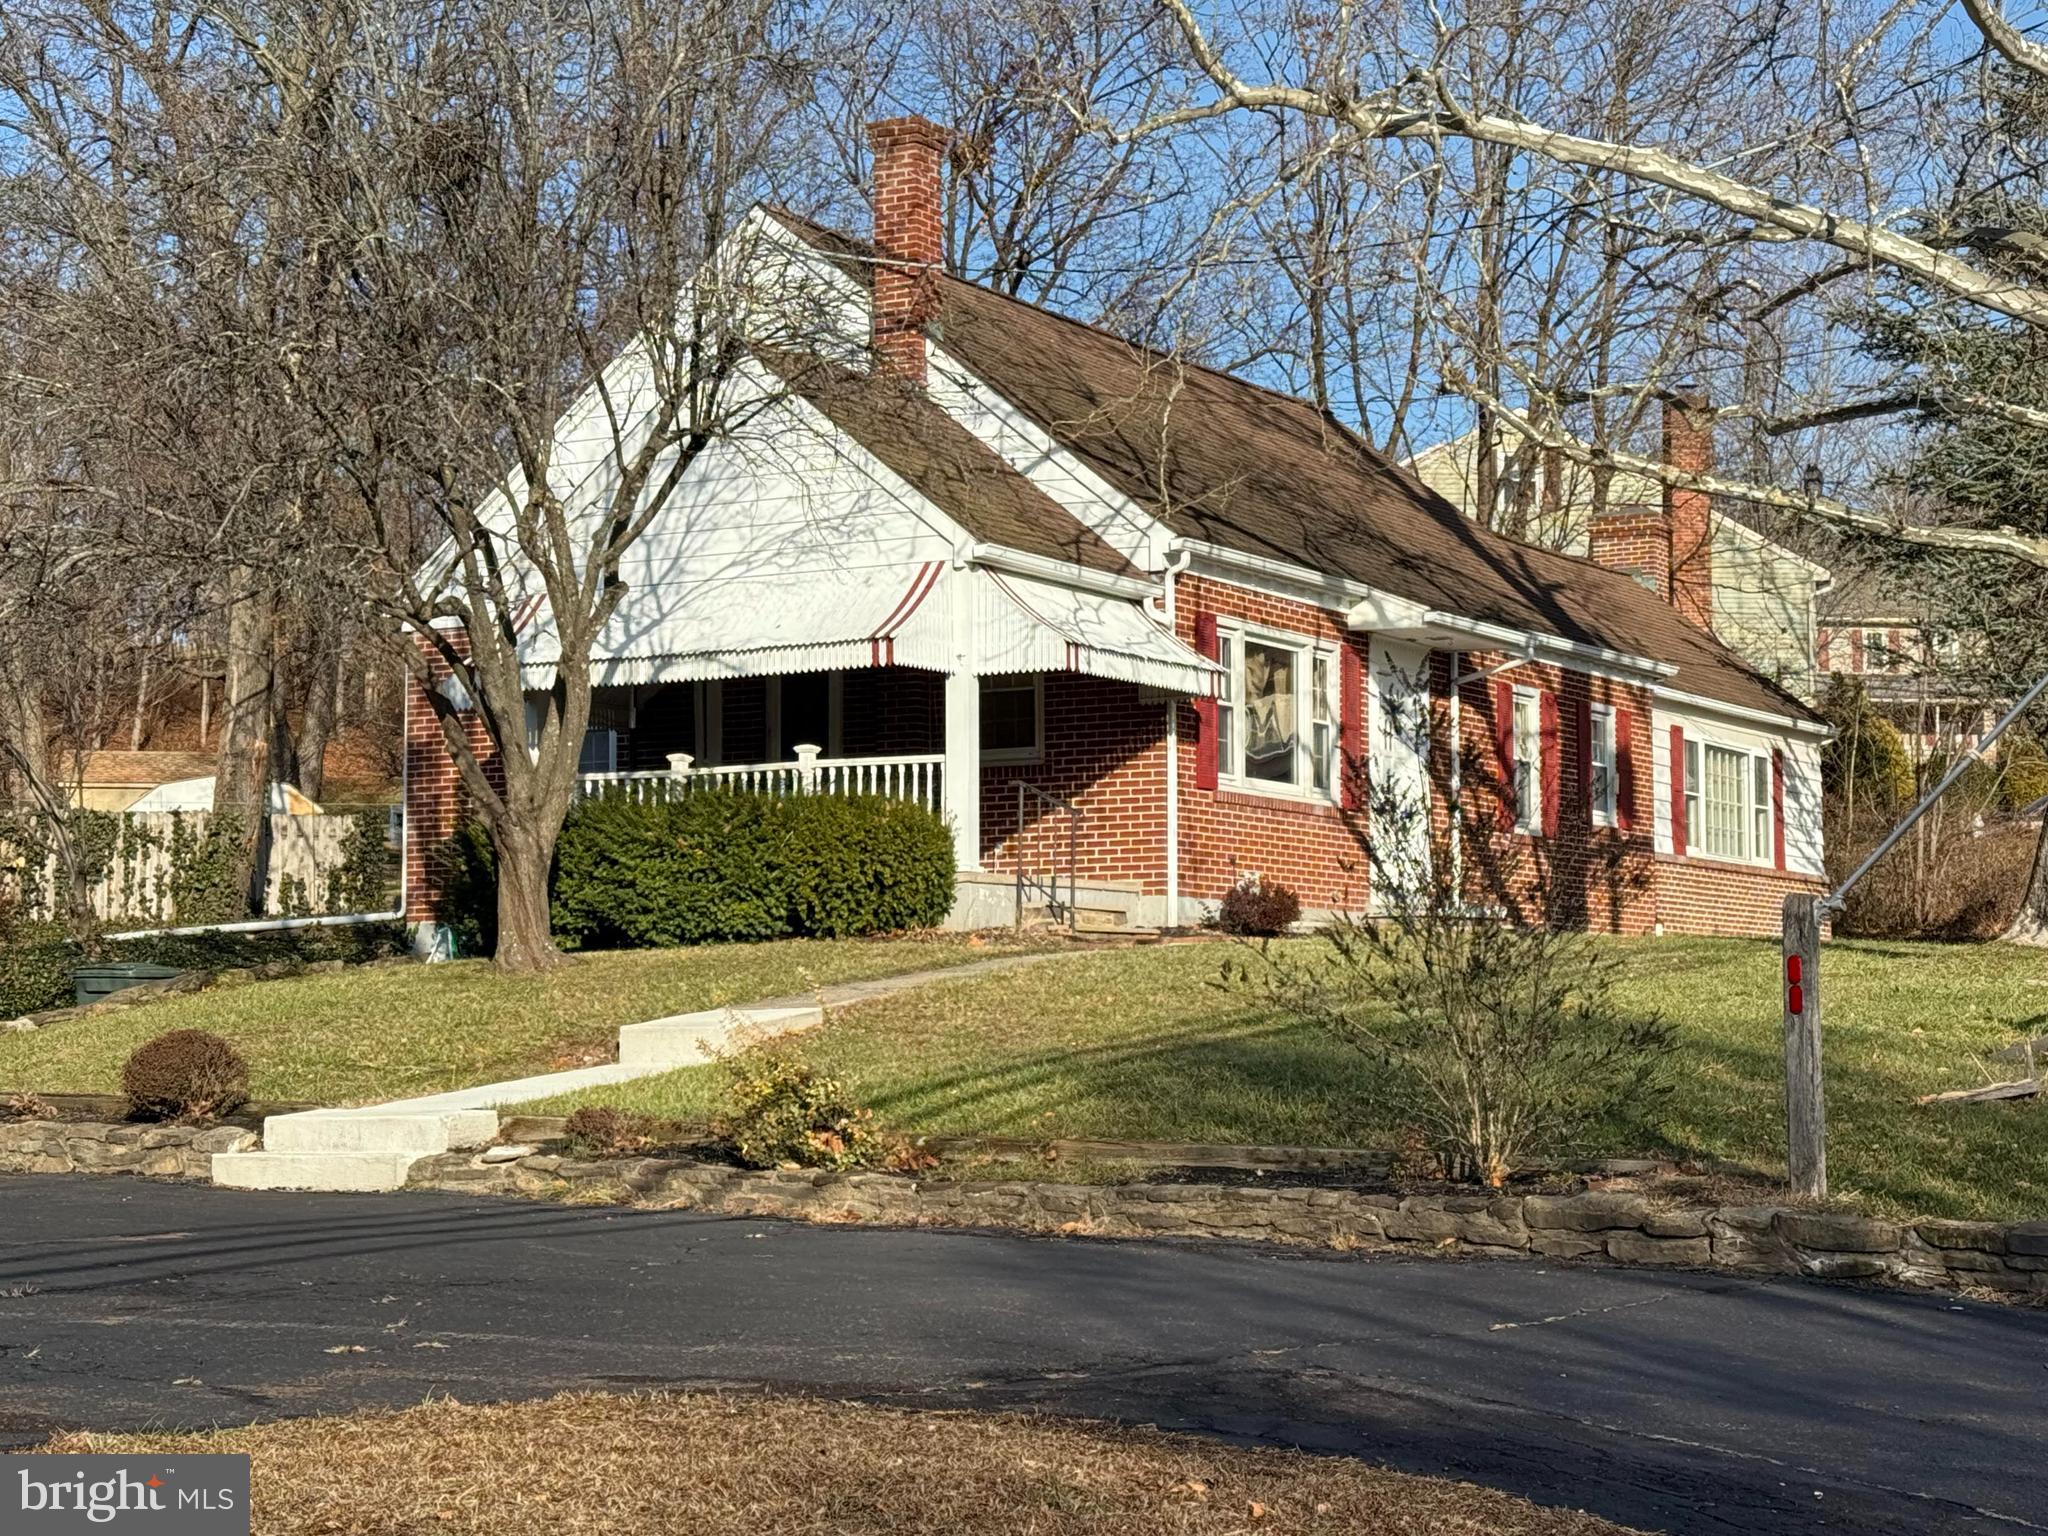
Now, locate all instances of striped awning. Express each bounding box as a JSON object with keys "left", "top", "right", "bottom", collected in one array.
[
  {"left": 517, "top": 561, "right": 950, "bottom": 688},
  {"left": 973, "top": 570, "right": 1220, "bottom": 696},
  {"left": 517, "top": 560, "right": 1218, "bottom": 697}
]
